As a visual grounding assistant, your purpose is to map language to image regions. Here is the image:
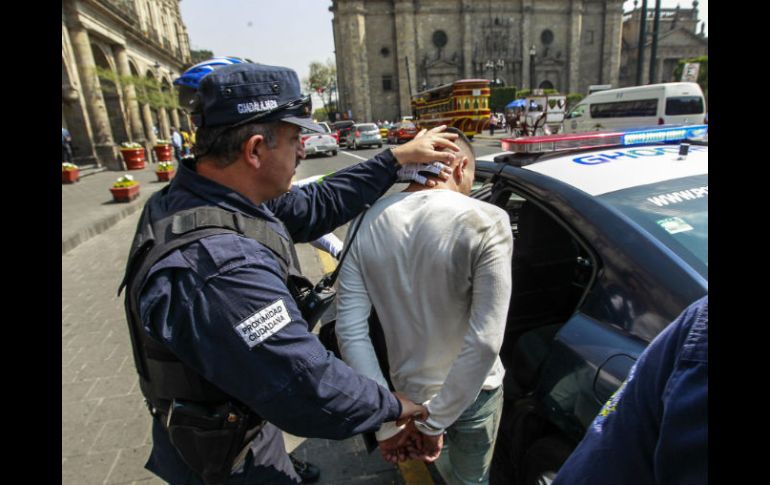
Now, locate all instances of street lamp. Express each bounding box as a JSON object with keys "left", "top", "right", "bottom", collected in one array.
[
  {"left": 529, "top": 45, "right": 536, "bottom": 89},
  {"left": 485, "top": 59, "right": 505, "bottom": 86}
]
